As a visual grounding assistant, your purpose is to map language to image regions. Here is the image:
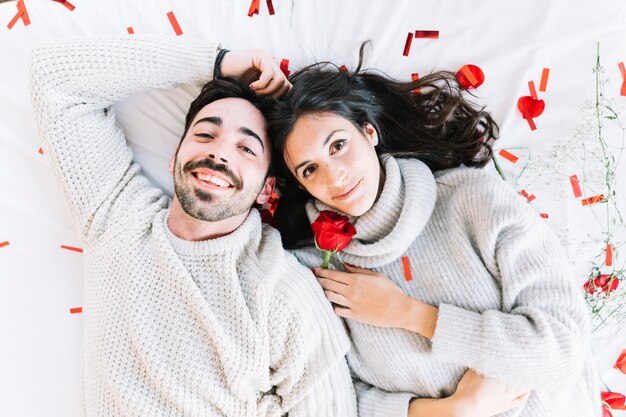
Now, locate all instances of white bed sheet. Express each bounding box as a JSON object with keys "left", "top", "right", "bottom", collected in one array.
[{"left": 1, "top": 1, "right": 625, "bottom": 416}]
